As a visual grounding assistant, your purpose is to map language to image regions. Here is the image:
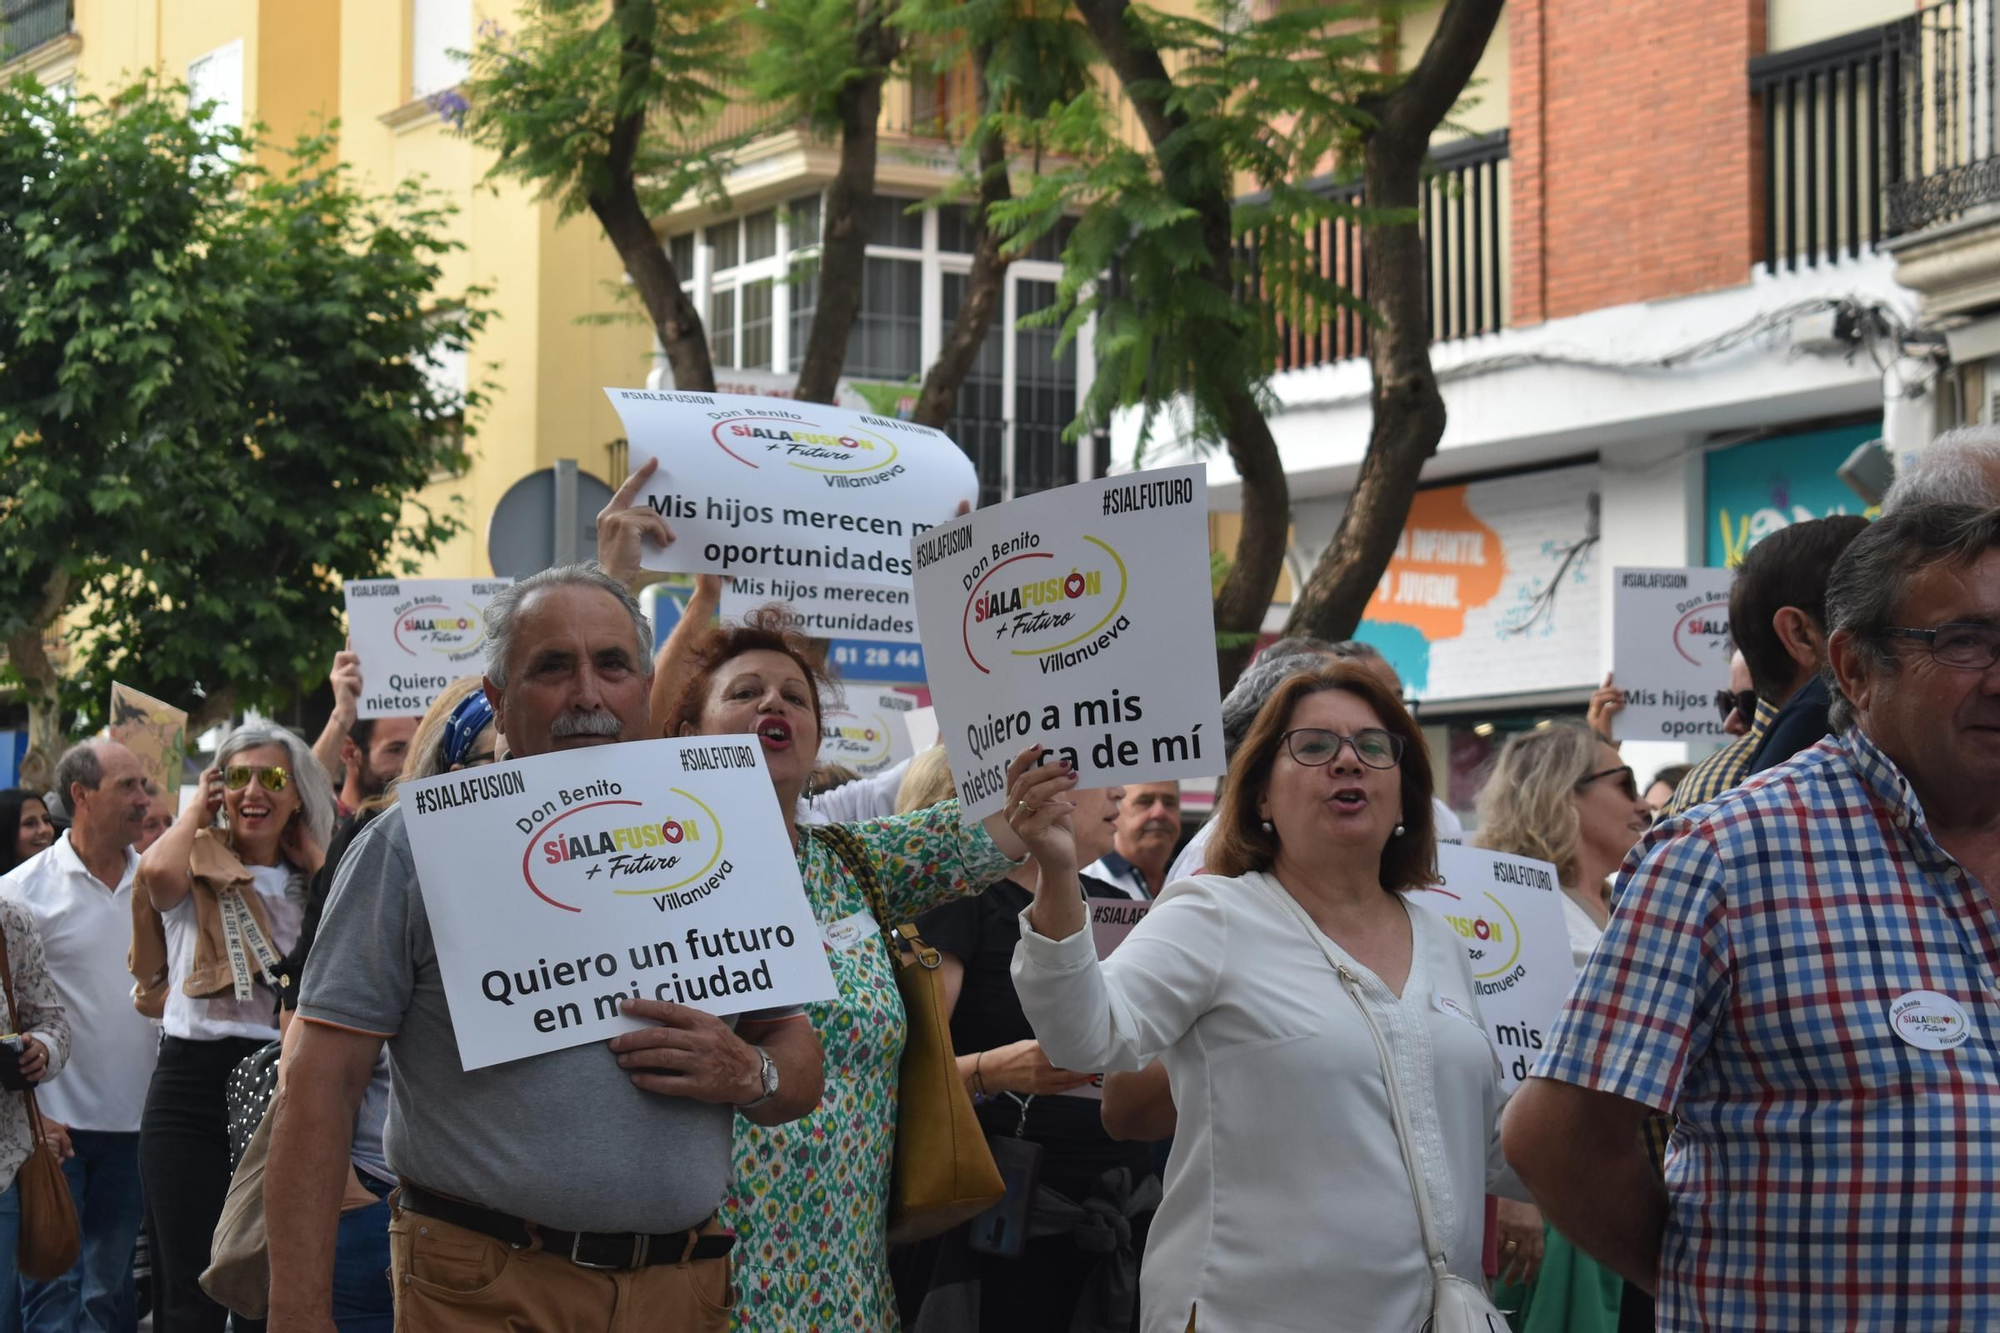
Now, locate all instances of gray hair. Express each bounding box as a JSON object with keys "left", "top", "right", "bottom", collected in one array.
[
  {"left": 52, "top": 741, "right": 106, "bottom": 805},
  {"left": 1255, "top": 636, "right": 1341, "bottom": 664},
  {"left": 215, "top": 721, "right": 337, "bottom": 849},
  {"left": 1883, "top": 427, "right": 2000, "bottom": 513},
  {"left": 1223, "top": 652, "right": 1326, "bottom": 761},
  {"left": 483, "top": 563, "right": 655, "bottom": 690},
  {"left": 1822, "top": 502, "right": 2000, "bottom": 730}
]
